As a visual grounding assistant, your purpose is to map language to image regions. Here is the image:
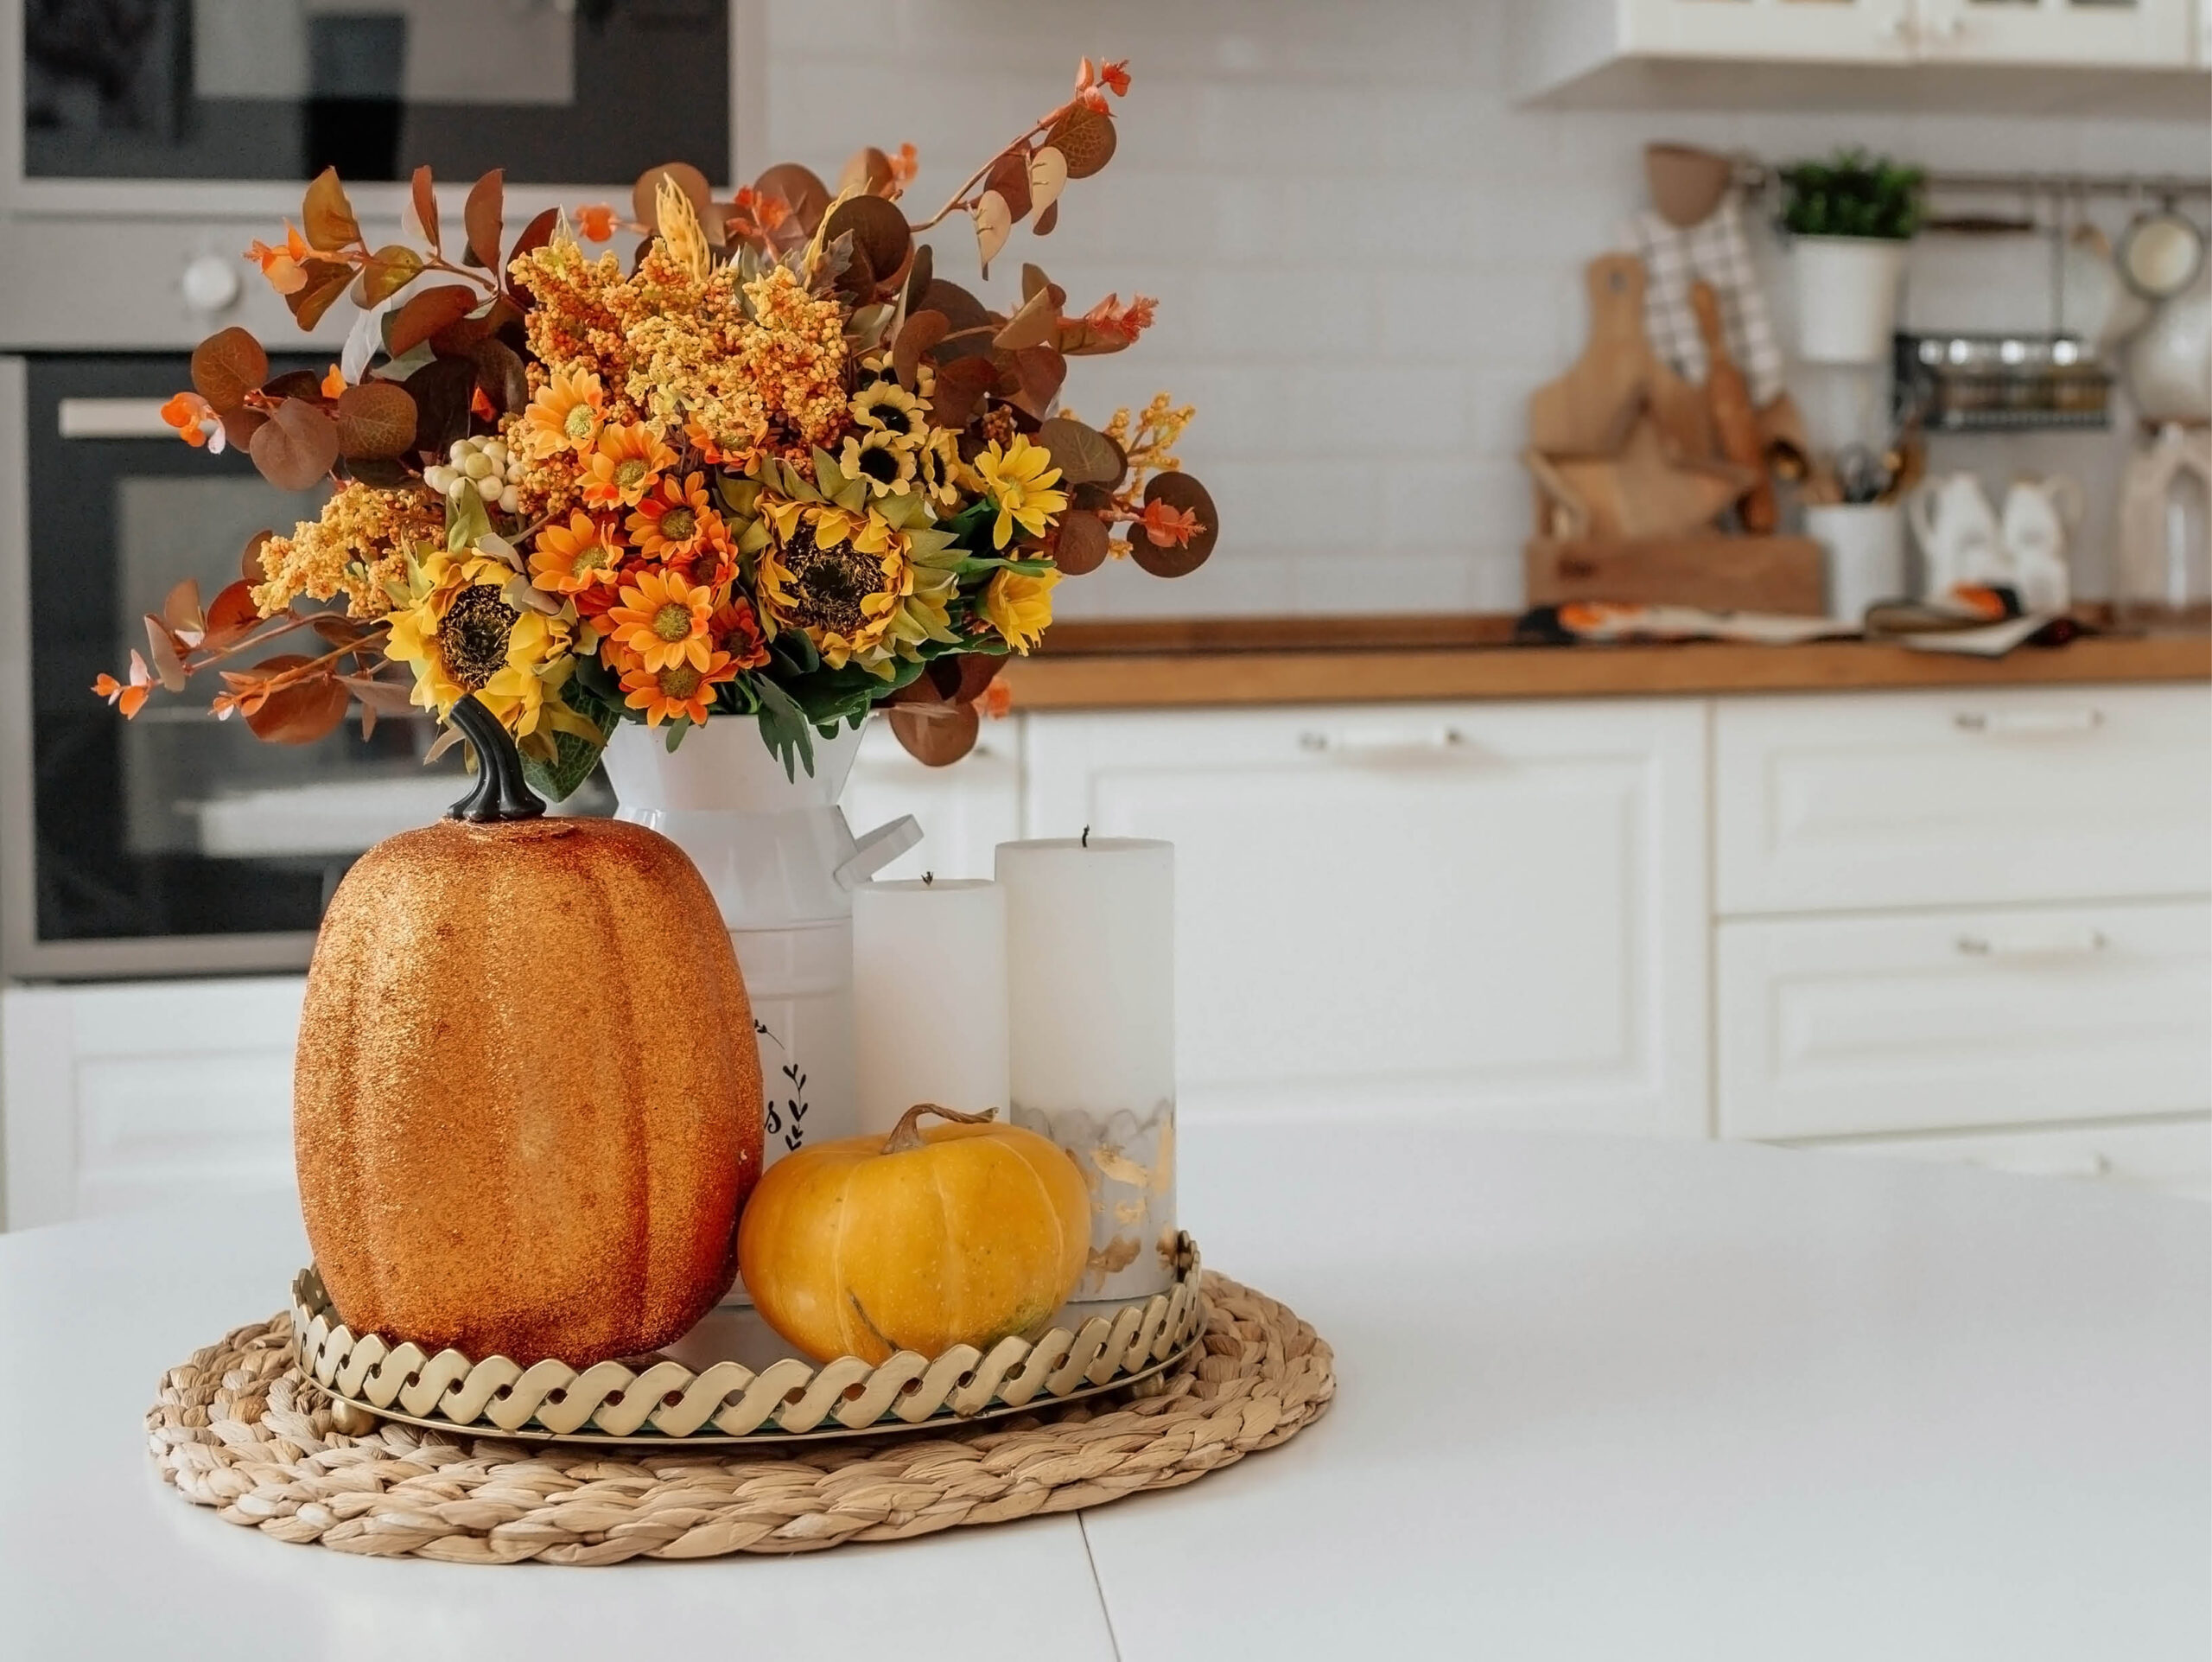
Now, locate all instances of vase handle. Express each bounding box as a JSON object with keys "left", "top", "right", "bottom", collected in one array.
[{"left": 835, "top": 816, "right": 924, "bottom": 889}]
